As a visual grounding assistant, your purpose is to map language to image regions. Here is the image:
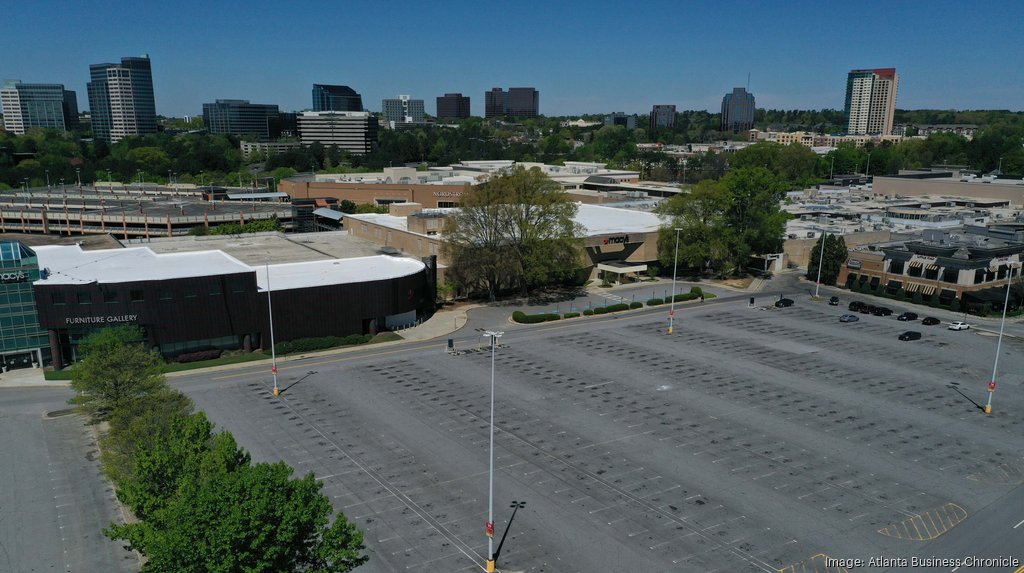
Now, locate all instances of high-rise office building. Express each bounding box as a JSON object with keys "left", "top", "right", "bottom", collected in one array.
[
  {"left": 202, "top": 99, "right": 281, "bottom": 140},
  {"left": 650, "top": 104, "right": 676, "bottom": 130},
  {"left": 484, "top": 87, "right": 539, "bottom": 118},
  {"left": 436, "top": 93, "right": 470, "bottom": 119},
  {"left": 87, "top": 55, "right": 157, "bottom": 142},
  {"left": 1, "top": 81, "right": 78, "bottom": 134},
  {"left": 296, "top": 111, "right": 378, "bottom": 155},
  {"left": 484, "top": 88, "right": 507, "bottom": 118},
  {"left": 507, "top": 87, "right": 539, "bottom": 118},
  {"left": 605, "top": 112, "right": 637, "bottom": 129},
  {"left": 381, "top": 95, "right": 425, "bottom": 125},
  {"left": 312, "top": 84, "right": 363, "bottom": 112},
  {"left": 721, "top": 87, "right": 755, "bottom": 132},
  {"left": 844, "top": 68, "right": 899, "bottom": 135}
]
